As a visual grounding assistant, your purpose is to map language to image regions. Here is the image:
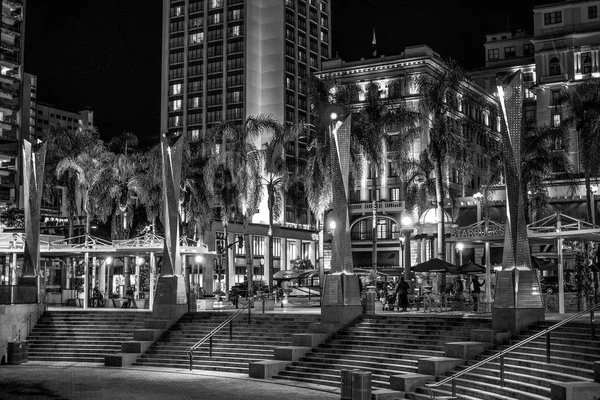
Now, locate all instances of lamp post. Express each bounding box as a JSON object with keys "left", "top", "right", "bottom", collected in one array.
[
  {"left": 592, "top": 185, "right": 598, "bottom": 226},
  {"left": 401, "top": 216, "right": 412, "bottom": 285},
  {"left": 399, "top": 236, "right": 405, "bottom": 270},
  {"left": 456, "top": 243, "right": 464, "bottom": 266},
  {"left": 473, "top": 192, "right": 483, "bottom": 222}
]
